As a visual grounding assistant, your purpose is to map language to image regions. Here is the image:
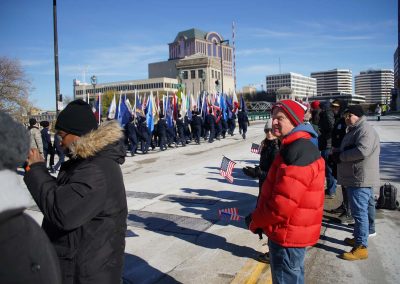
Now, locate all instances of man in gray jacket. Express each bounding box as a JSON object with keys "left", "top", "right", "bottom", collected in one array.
[{"left": 334, "top": 105, "right": 380, "bottom": 261}]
